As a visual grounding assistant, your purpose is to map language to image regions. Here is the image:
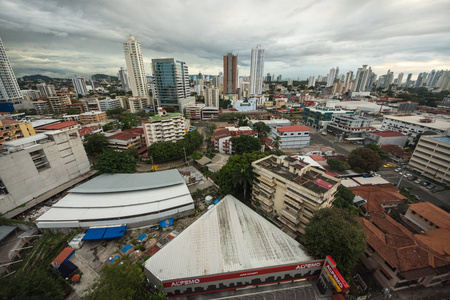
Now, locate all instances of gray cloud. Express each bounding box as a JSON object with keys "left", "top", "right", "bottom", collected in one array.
[{"left": 1, "top": 0, "right": 449, "bottom": 79}]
